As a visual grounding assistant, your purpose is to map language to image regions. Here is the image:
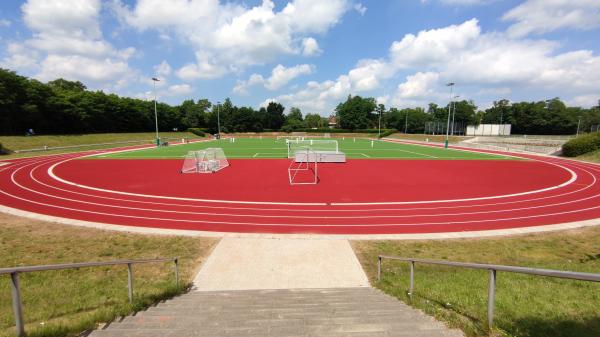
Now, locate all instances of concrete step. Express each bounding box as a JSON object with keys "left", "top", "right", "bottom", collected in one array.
[{"left": 90, "top": 287, "right": 463, "bottom": 337}]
